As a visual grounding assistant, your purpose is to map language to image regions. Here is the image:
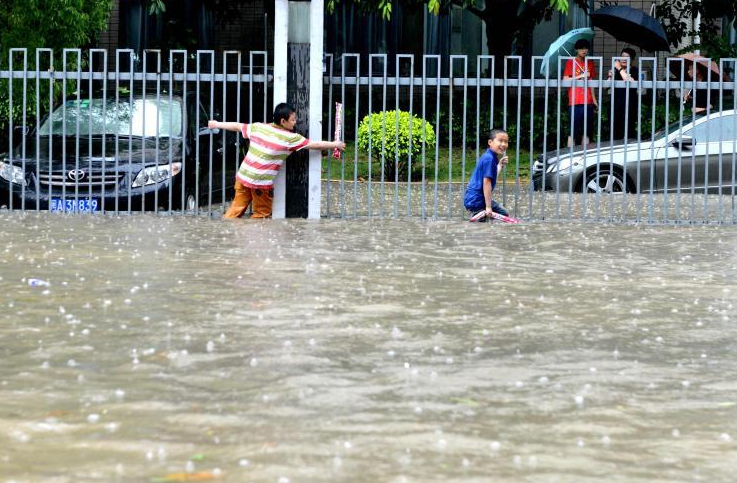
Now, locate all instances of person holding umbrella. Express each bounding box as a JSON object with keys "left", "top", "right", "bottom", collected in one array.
[
  {"left": 607, "top": 47, "right": 639, "bottom": 140},
  {"left": 563, "top": 38, "right": 599, "bottom": 147},
  {"left": 682, "top": 61, "right": 714, "bottom": 115}
]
